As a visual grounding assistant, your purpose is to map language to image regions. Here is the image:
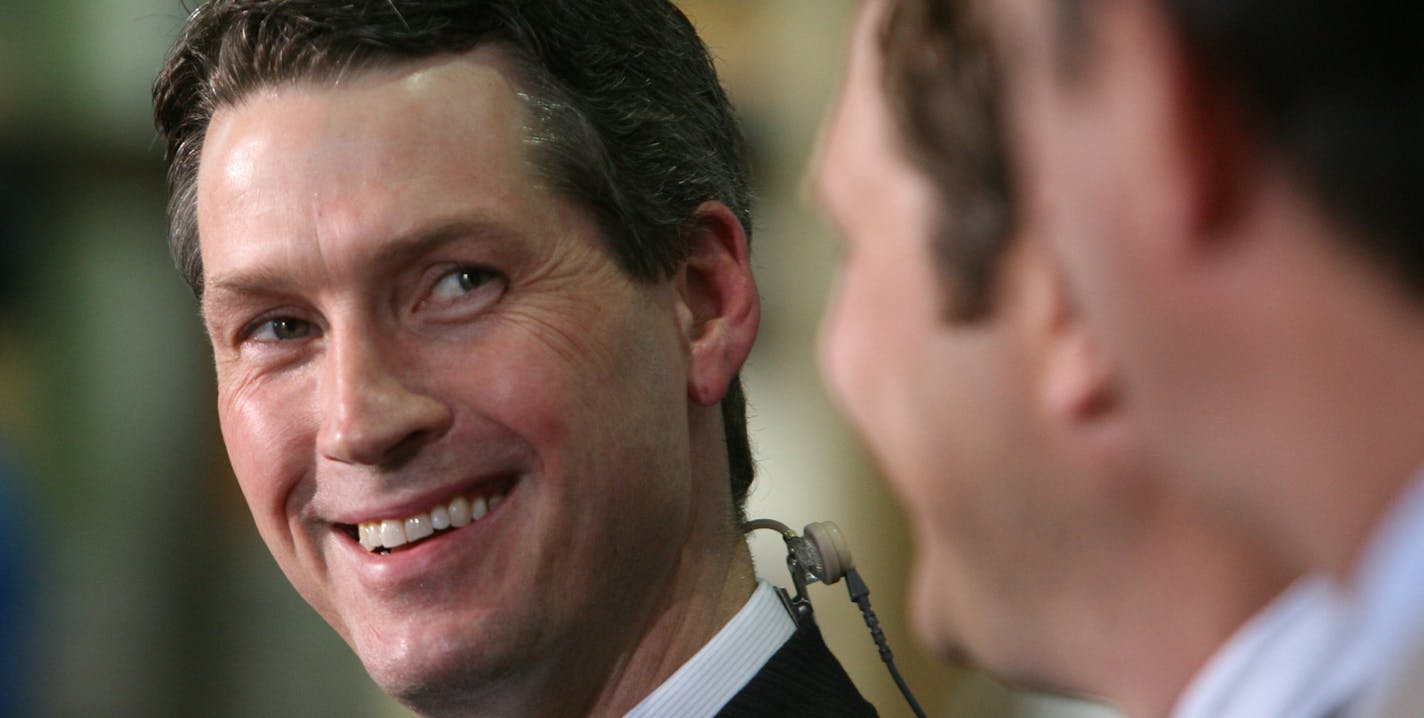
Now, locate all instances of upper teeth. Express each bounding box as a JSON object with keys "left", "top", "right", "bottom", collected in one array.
[{"left": 358, "top": 490, "right": 504, "bottom": 552}]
